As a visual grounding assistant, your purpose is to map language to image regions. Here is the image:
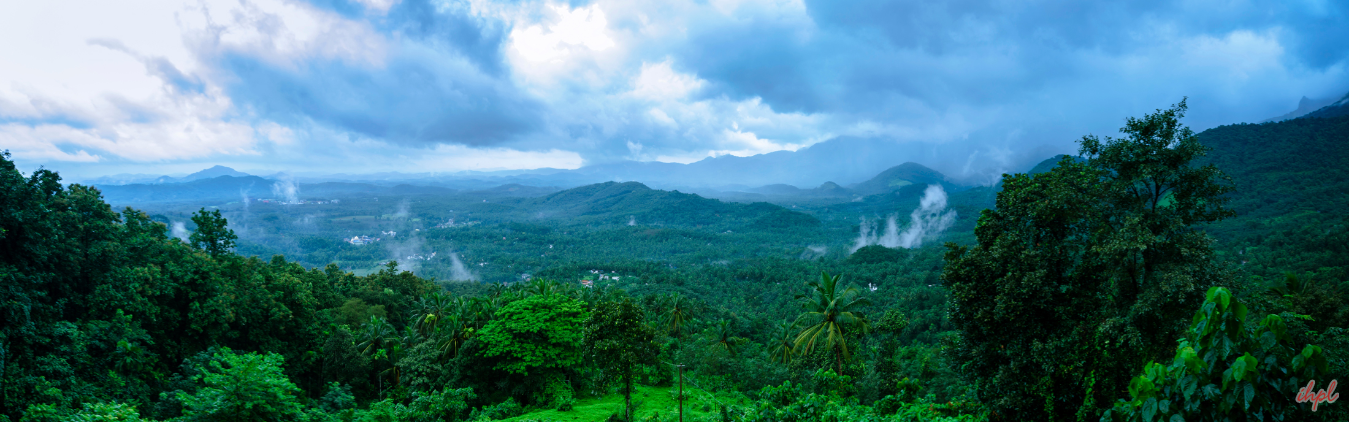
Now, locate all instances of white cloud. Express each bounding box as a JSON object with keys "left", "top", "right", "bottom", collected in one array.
[
  {"left": 0, "top": 0, "right": 397, "bottom": 165},
  {"left": 181, "top": 0, "right": 389, "bottom": 69},
  {"left": 631, "top": 59, "right": 703, "bottom": 100},
  {"left": 353, "top": 0, "right": 400, "bottom": 14},
  {"left": 647, "top": 108, "right": 677, "bottom": 126},
  {"left": 509, "top": 3, "right": 615, "bottom": 63}
]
